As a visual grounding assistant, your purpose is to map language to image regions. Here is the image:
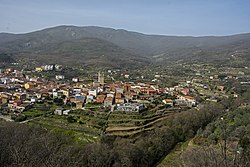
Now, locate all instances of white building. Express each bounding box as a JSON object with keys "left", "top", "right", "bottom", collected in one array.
[{"left": 55, "top": 75, "right": 65, "bottom": 80}]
